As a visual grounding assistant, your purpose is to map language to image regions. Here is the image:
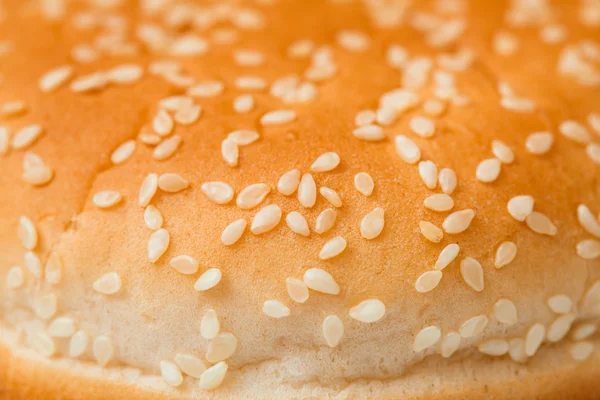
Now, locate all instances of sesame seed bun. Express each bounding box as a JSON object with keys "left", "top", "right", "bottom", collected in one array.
[{"left": 1, "top": 0, "right": 600, "bottom": 399}]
